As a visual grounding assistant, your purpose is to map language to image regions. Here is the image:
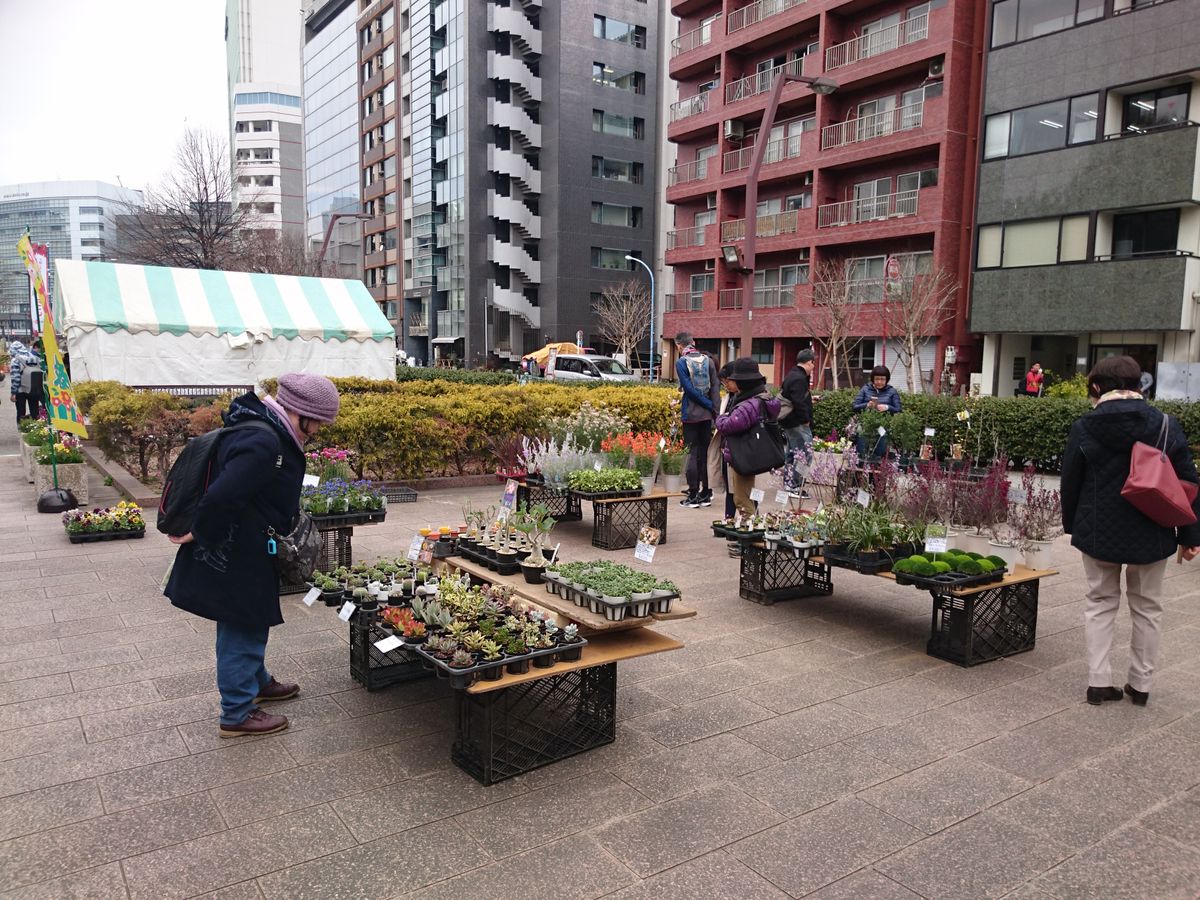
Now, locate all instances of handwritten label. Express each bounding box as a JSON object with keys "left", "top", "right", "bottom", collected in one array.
[
  {"left": 775, "top": 490, "right": 790, "bottom": 505},
  {"left": 337, "top": 601, "right": 357, "bottom": 622},
  {"left": 634, "top": 541, "right": 657, "bottom": 563},
  {"left": 634, "top": 525, "right": 661, "bottom": 563},
  {"left": 406, "top": 535, "right": 423, "bottom": 562},
  {"left": 374, "top": 634, "right": 404, "bottom": 653},
  {"left": 924, "top": 523, "right": 949, "bottom": 554},
  {"left": 657, "top": 436, "right": 666, "bottom": 450},
  {"left": 301, "top": 586, "right": 321, "bottom": 607},
  {"left": 749, "top": 487, "right": 765, "bottom": 503},
  {"left": 302, "top": 474, "right": 320, "bottom": 487},
  {"left": 855, "top": 489, "right": 871, "bottom": 508},
  {"left": 923, "top": 427, "right": 936, "bottom": 437}
]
